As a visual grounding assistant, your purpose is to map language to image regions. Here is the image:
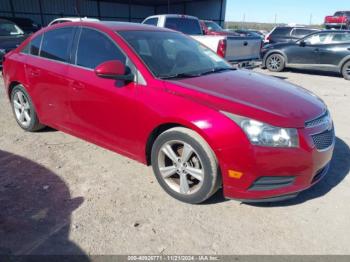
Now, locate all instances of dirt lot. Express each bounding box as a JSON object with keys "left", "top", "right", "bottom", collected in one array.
[{"left": 0, "top": 69, "right": 349, "bottom": 255}]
